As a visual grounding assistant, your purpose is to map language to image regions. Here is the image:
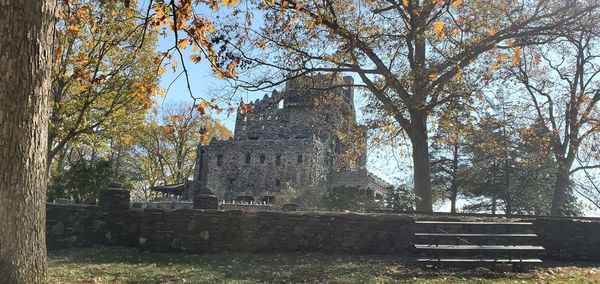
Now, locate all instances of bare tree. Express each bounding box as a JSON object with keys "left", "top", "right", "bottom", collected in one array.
[
  {"left": 512, "top": 11, "right": 600, "bottom": 215},
  {"left": 218, "top": 0, "right": 597, "bottom": 211}
]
